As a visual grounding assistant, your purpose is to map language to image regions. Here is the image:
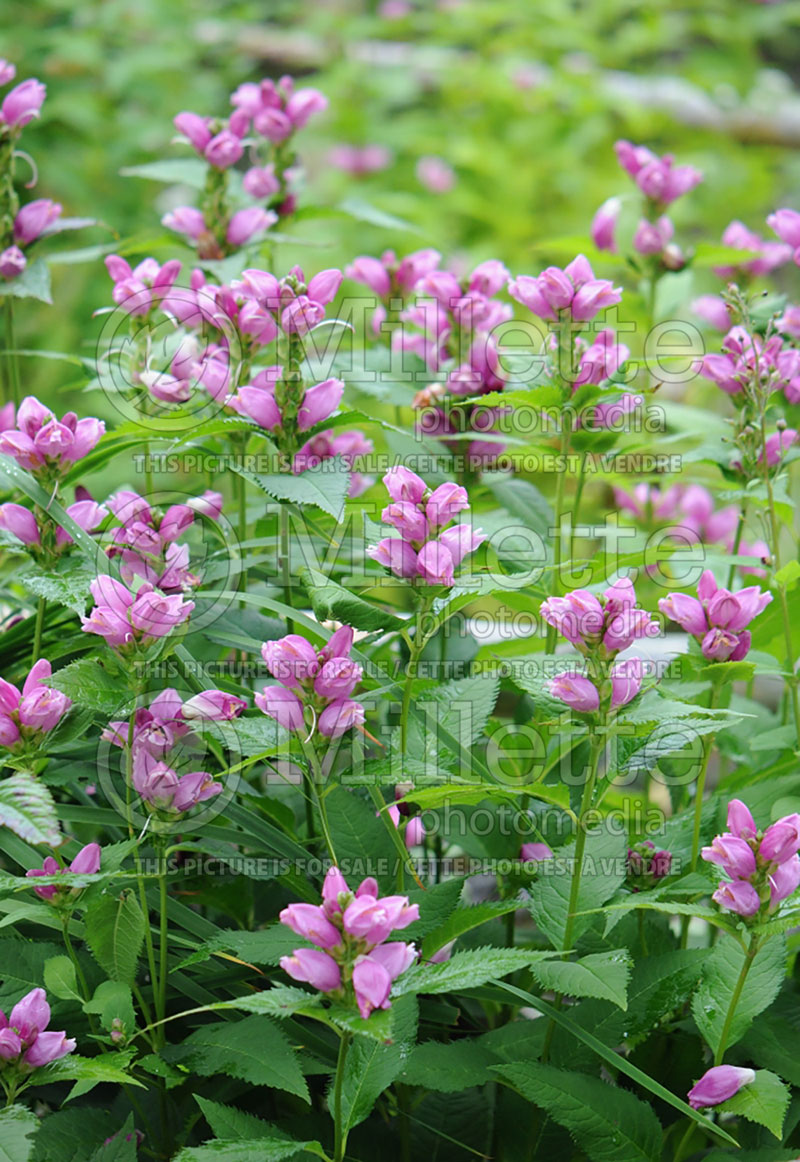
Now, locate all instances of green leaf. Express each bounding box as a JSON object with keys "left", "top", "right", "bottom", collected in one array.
[
  {"left": 232, "top": 458, "right": 351, "bottom": 519},
  {"left": 491, "top": 980, "right": 738, "bottom": 1147},
  {"left": 230, "top": 987, "right": 321, "bottom": 1021},
  {"left": 0, "top": 773, "right": 61, "bottom": 846},
  {"left": 194, "top": 1097, "right": 276, "bottom": 1141},
  {"left": 119, "top": 159, "right": 208, "bottom": 187},
  {"left": 83, "top": 980, "right": 135, "bottom": 1033},
  {"left": 399, "top": 1037, "right": 498, "bottom": 1093},
  {"left": 173, "top": 1143, "right": 323, "bottom": 1162},
  {"left": 624, "top": 950, "right": 709, "bottom": 1039},
  {"left": 84, "top": 889, "right": 145, "bottom": 986},
  {"left": 40, "top": 1051, "right": 145, "bottom": 1100},
  {"left": 527, "top": 822, "right": 627, "bottom": 949},
  {"left": 324, "top": 786, "right": 399, "bottom": 890},
  {"left": 0, "top": 257, "right": 52, "bottom": 304},
  {"left": 300, "top": 566, "right": 404, "bottom": 633},
  {"left": 420, "top": 674, "right": 500, "bottom": 750},
  {"left": 0, "top": 1105, "right": 39, "bottom": 1162},
  {"left": 338, "top": 995, "right": 418, "bottom": 1132},
  {"left": 392, "top": 947, "right": 556, "bottom": 997},
  {"left": 692, "top": 936, "right": 786, "bottom": 1056},
  {"left": 420, "top": 897, "right": 524, "bottom": 958},
  {"left": 338, "top": 197, "right": 421, "bottom": 234},
  {"left": 19, "top": 567, "right": 94, "bottom": 616},
  {"left": 716, "top": 1069, "right": 790, "bottom": 1139},
  {"left": 532, "top": 951, "right": 632, "bottom": 1010},
  {"left": 179, "top": 1015, "right": 309, "bottom": 1101},
  {"left": 87, "top": 1116, "right": 138, "bottom": 1162},
  {"left": 47, "top": 658, "right": 133, "bottom": 715},
  {"left": 494, "top": 1063, "right": 663, "bottom": 1162},
  {"left": 43, "top": 955, "right": 83, "bottom": 1002}
]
